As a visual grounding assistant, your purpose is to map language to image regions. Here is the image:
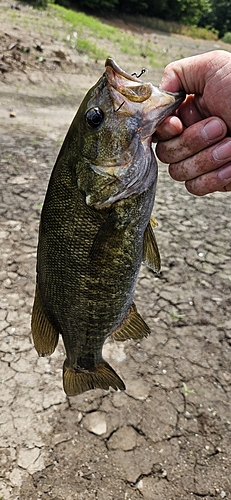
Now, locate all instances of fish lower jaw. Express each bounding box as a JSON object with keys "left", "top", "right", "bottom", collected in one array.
[{"left": 90, "top": 155, "right": 135, "bottom": 178}]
